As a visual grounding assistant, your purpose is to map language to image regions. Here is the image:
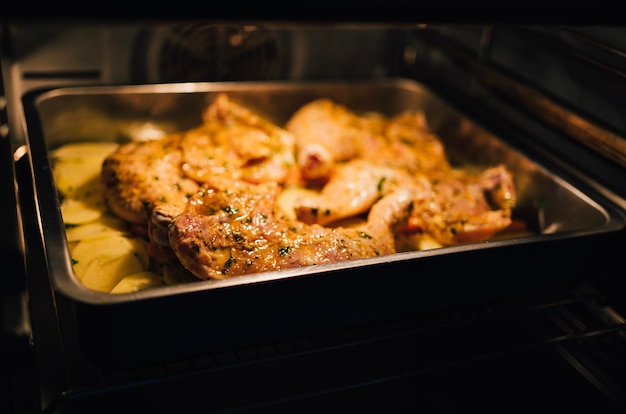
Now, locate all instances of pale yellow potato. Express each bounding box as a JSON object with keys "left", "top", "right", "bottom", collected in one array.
[
  {"left": 65, "top": 215, "right": 129, "bottom": 242},
  {"left": 395, "top": 232, "right": 443, "bottom": 252},
  {"left": 52, "top": 142, "right": 119, "bottom": 161},
  {"left": 68, "top": 241, "right": 78, "bottom": 254},
  {"left": 53, "top": 158, "right": 103, "bottom": 198},
  {"left": 80, "top": 253, "right": 145, "bottom": 293},
  {"left": 60, "top": 193, "right": 107, "bottom": 225},
  {"left": 110, "top": 271, "right": 165, "bottom": 294},
  {"left": 72, "top": 246, "right": 138, "bottom": 282},
  {"left": 71, "top": 235, "right": 150, "bottom": 280},
  {"left": 415, "top": 233, "right": 444, "bottom": 250}
]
